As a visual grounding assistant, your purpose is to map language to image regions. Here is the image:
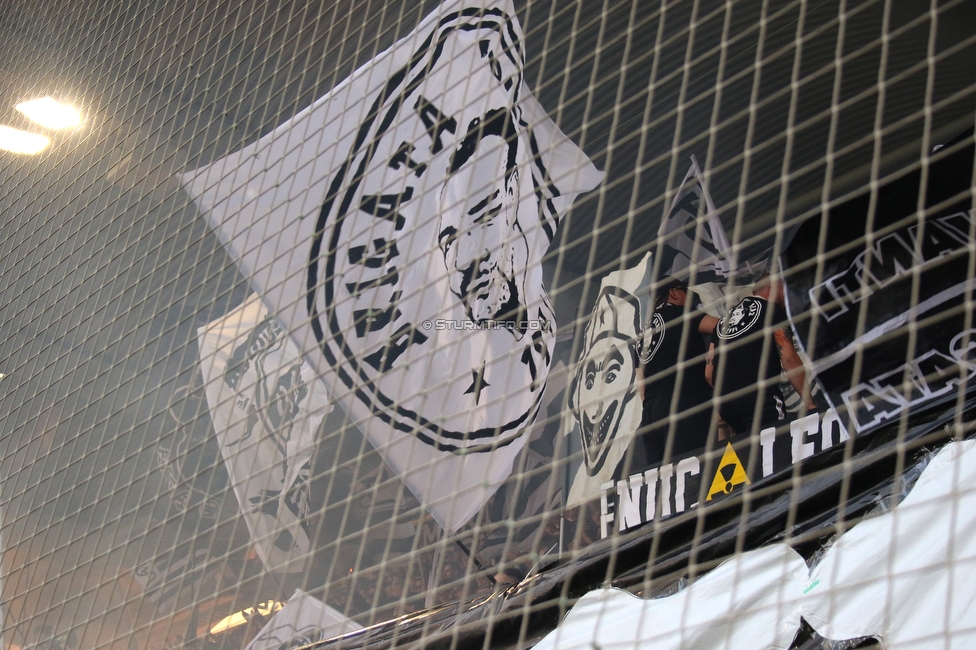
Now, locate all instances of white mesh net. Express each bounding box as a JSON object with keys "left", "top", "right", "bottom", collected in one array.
[{"left": 0, "top": 1, "right": 974, "bottom": 649}]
